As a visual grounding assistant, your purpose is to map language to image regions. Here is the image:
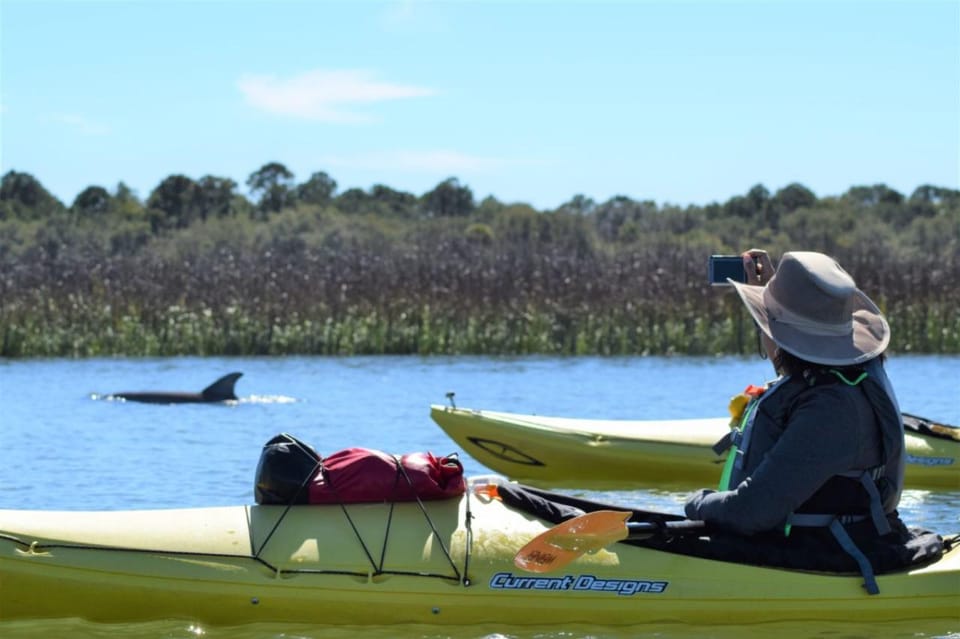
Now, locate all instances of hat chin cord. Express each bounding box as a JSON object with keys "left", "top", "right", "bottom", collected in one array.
[{"left": 755, "top": 328, "right": 782, "bottom": 372}]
